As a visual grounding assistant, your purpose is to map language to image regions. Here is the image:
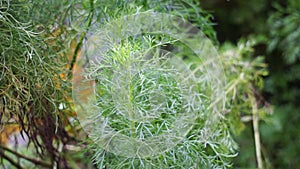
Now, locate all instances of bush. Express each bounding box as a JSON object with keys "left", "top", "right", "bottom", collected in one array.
[{"left": 0, "top": 0, "right": 275, "bottom": 168}]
